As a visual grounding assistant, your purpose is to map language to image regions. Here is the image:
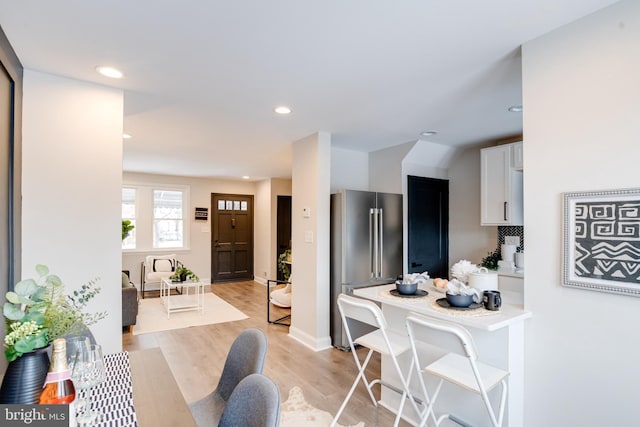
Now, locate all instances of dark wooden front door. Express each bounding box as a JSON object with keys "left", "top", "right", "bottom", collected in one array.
[
  {"left": 211, "top": 194, "right": 254, "bottom": 282},
  {"left": 407, "top": 175, "right": 449, "bottom": 279}
]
